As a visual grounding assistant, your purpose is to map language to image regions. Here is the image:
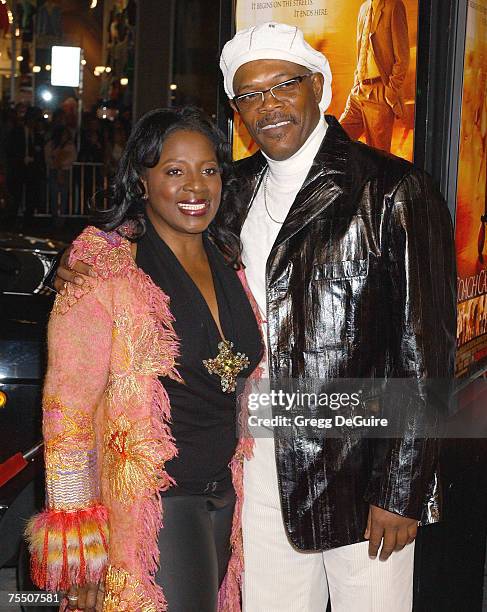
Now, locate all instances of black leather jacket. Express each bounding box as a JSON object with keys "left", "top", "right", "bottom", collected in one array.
[{"left": 234, "top": 117, "right": 456, "bottom": 551}]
